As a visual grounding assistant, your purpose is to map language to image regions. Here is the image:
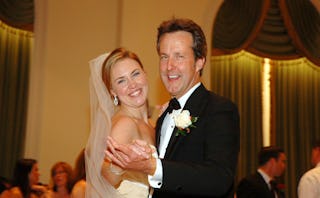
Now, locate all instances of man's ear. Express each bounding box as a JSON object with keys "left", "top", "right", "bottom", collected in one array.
[{"left": 195, "top": 57, "right": 205, "bottom": 72}]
